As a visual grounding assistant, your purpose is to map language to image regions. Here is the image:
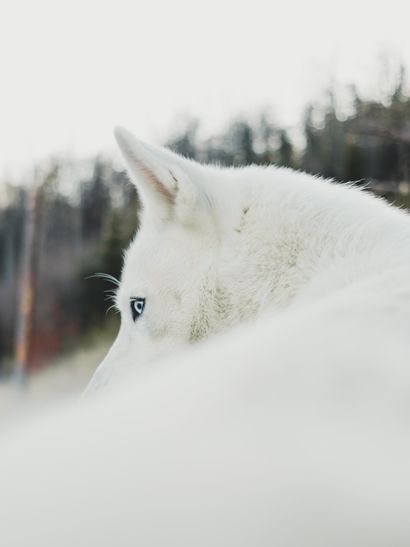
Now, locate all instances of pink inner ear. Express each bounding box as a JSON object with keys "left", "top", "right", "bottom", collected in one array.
[{"left": 135, "top": 159, "right": 175, "bottom": 204}]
